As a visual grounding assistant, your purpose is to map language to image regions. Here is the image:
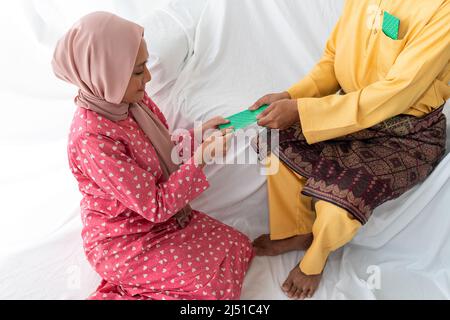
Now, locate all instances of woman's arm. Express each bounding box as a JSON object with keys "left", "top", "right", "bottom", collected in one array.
[
  {"left": 142, "top": 93, "right": 229, "bottom": 161},
  {"left": 74, "top": 133, "right": 209, "bottom": 223}
]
